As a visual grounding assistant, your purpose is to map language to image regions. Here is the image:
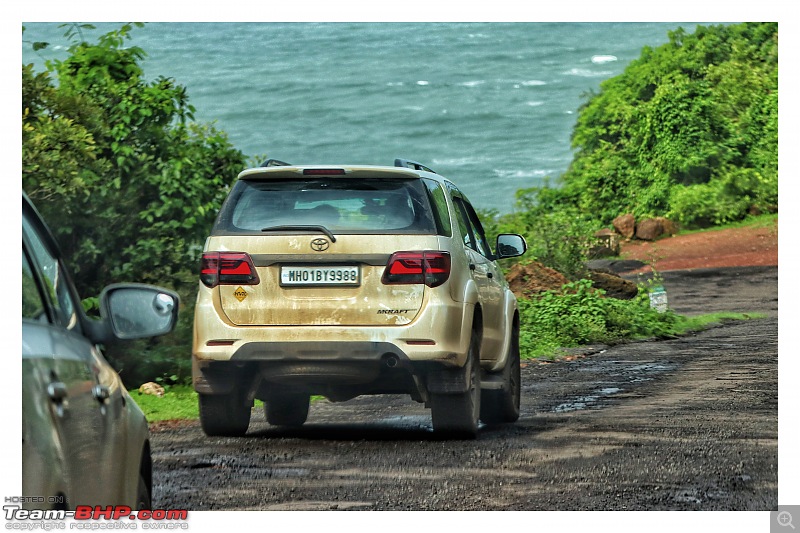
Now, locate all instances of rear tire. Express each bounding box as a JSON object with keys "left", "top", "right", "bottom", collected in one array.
[
  {"left": 265, "top": 394, "right": 310, "bottom": 427},
  {"left": 198, "top": 391, "right": 251, "bottom": 437},
  {"left": 430, "top": 329, "right": 481, "bottom": 439},
  {"left": 480, "top": 321, "right": 521, "bottom": 424}
]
